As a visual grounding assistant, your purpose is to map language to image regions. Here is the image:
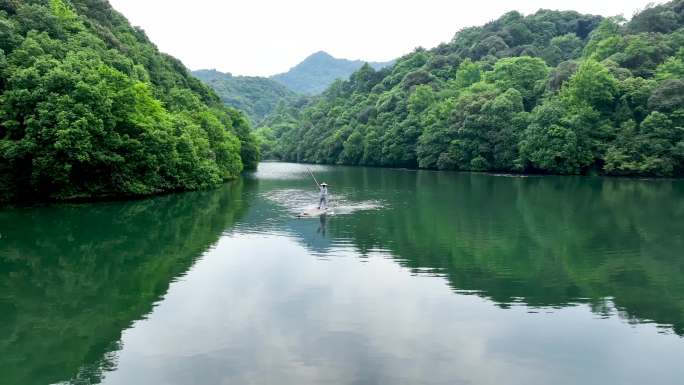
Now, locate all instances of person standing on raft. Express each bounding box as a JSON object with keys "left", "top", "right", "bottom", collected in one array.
[{"left": 318, "top": 182, "right": 329, "bottom": 210}]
